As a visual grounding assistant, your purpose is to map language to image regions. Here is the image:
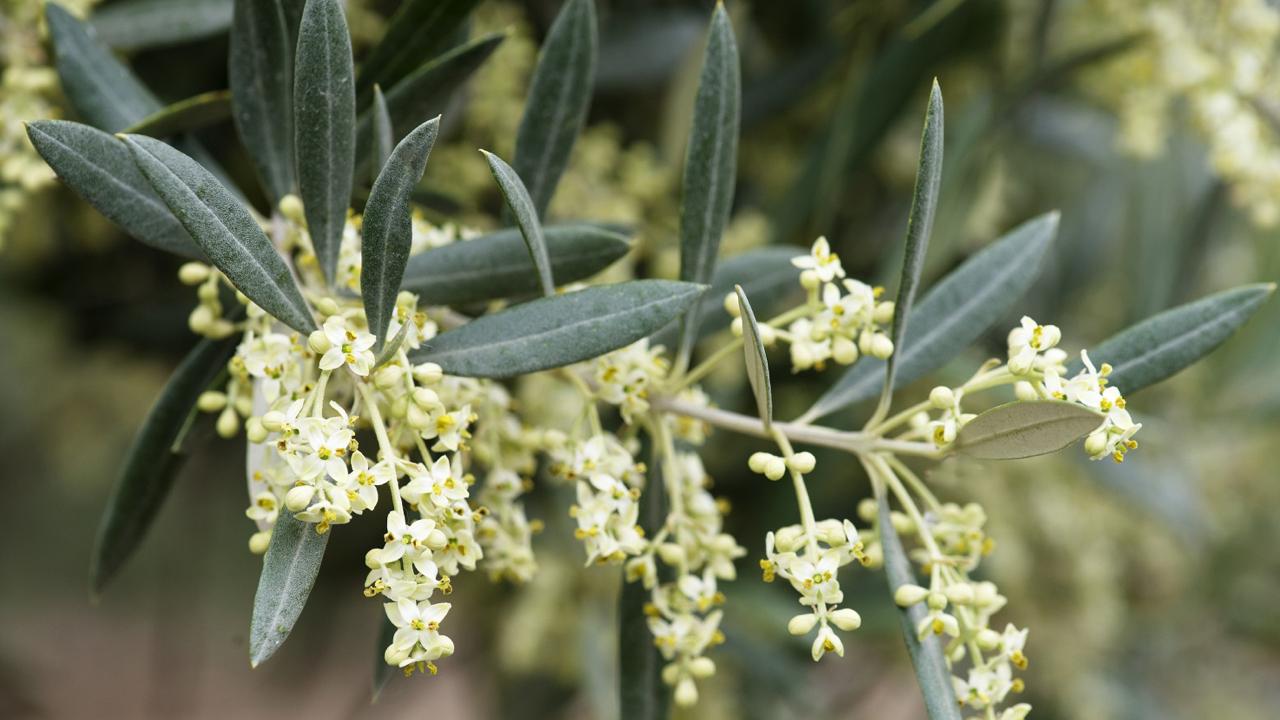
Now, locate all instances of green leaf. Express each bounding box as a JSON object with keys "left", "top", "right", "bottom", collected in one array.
[
  {"left": 371, "top": 85, "right": 394, "bottom": 181},
  {"left": 92, "top": 0, "right": 233, "bottom": 51},
  {"left": 800, "top": 212, "right": 1059, "bottom": 423},
  {"left": 294, "top": 0, "right": 356, "bottom": 286},
  {"left": 1078, "top": 283, "right": 1276, "bottom": 396},
  {"left": 512, "top": 0, "right": 597, "bottom": 217},
  {"left": 652, "top": 246, "right": 802, "bottom": 348},
  {"left": 122, "top": 134, "right": 317, "bottom": 333},
  {"left": 123, "top": 90, "right": 233, "bottom": 137},
  {"left": 354, "top": 33, "right": 504, "bottom": 176},
  {"left": 363, "top": 117, "right": 441, "bottom": 349},
  {"left": 249, "top": 510, "right": 330, "bottom": 667},
  {"left": 482, "top": 150, "right": 555, "bottom": 297},
  {"left": 619, "top": 432, "right": 670, "bottom": 720},
  {"left": 400, "top": 224, "right": 630, "bottom": 304},
  {"left": 230, "top": 0, "right": 295, "bottom": 204},
  {"left": 872, "top": 80, "right": 944, "bottom": 424},
  {"left": 373, "top": 318, "right": 414, "bottom": 369},
  {"left": 354, "top": 0, "right": 480, "bottom": 99},
  {"left": 372, "top": 615, "right": 397, "bottom": 700},
  {"left": 735, "top": 286, "right": 772, "bottom": 427},
  {"left": 90, "top": 335, "right": 237, "bottom": 594},
  {"left": 26, "top": 120, "right": 199, "bottom": 257},
  {"left": 47, "top": 2, "right": 162, "bottom": 132},
  {"left": 674, "top": 4, "right": 740, "bottom": 368},
  {"left": 410, "top": 280, "right": 704, "bottom": 378},
  {"left": 955, "top": 400, "right": 1103, "bottom": 460},
  {"left": 876, "top": 492, "right": 962, "bottom": 720}
]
